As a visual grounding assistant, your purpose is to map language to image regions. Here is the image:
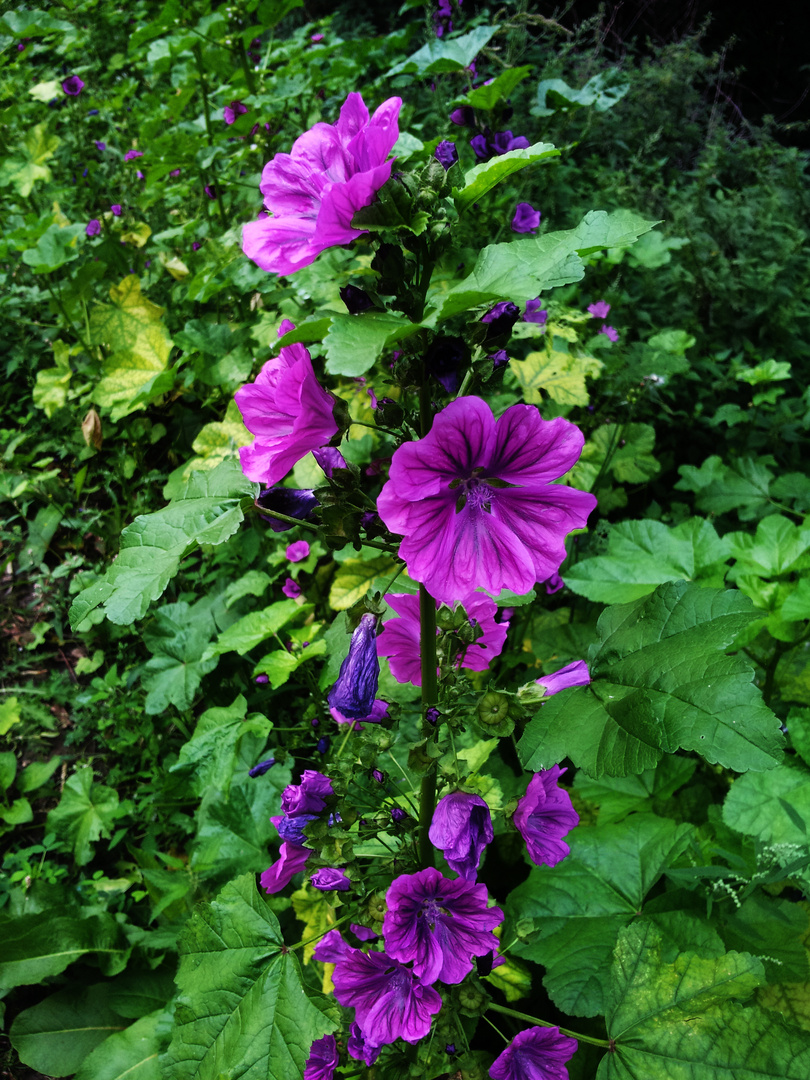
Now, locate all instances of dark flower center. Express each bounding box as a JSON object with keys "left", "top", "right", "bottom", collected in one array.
[{"left": 418, "top": 898, "right": 451, "bottom": 931}]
